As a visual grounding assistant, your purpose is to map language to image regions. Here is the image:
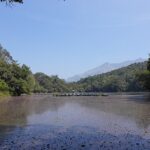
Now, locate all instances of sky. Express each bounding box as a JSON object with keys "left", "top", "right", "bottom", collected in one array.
[{"left": 0, "top": 0, "right": 150, "bottom": 79}]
